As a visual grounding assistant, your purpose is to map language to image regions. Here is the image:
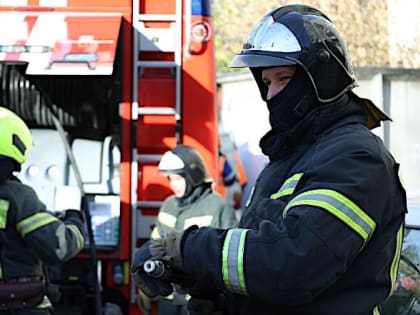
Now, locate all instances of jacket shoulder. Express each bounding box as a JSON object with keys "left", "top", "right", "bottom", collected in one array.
[
  {"left": 317, "top": 123, "right": 386, "bottom": 159},
  {"left": 0, "top": 179, "right": 39, "bottom": 202},
  {"left": 201, "top": 191, "right": 228, "bottom": 206}
]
